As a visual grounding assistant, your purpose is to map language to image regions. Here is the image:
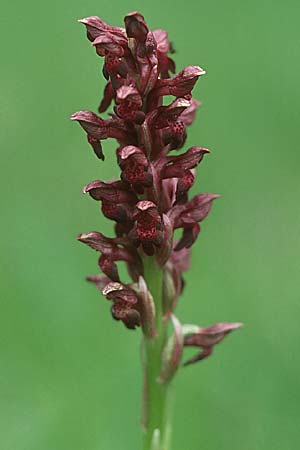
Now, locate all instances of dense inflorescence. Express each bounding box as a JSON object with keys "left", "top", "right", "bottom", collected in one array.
[{"left": 72, "top": 12, "right": 241, "bottom": 365}]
